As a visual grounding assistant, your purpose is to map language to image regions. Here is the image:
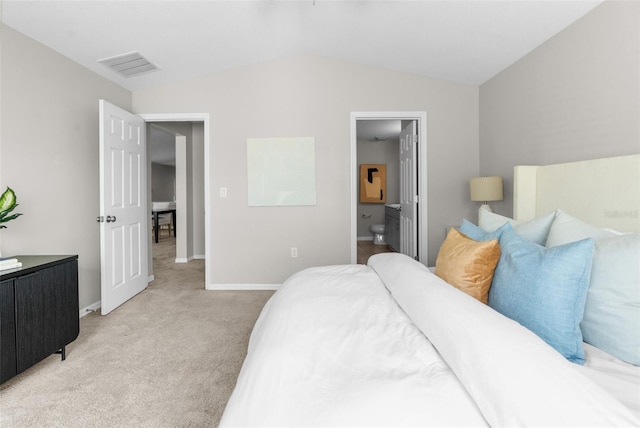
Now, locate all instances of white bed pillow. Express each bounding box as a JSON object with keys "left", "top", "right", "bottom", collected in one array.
[
  {"left": 546, "top": 211, "right": 640, "bottom": 366},
  {"left": 546, "top": 210, "right": 618, "bottom": 244},
  {"left": 478, "top": 210, "right": 556, "bottom": 246}
]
